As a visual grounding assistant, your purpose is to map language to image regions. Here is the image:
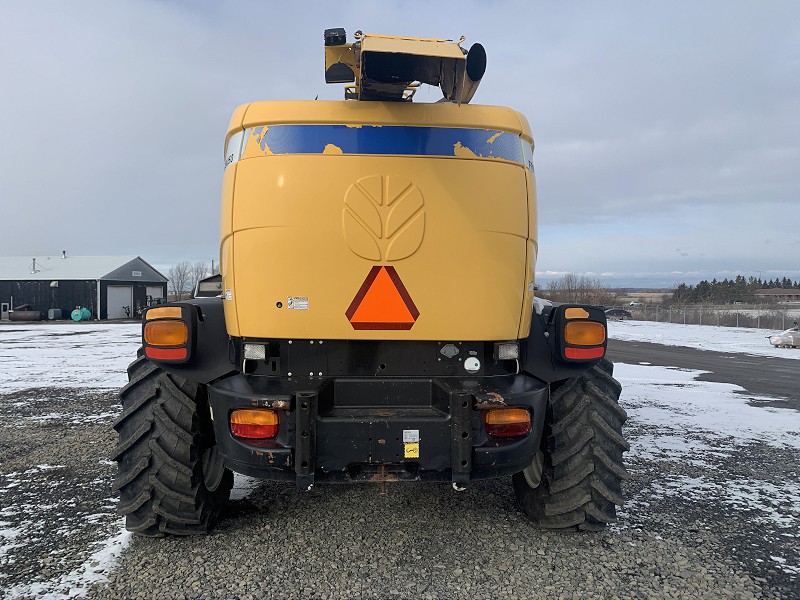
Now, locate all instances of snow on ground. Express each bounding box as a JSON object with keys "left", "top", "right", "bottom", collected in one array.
[
  {"left": 0, "top": 323, "right": 140, "bottom": 392},
  {"left": 614, "top": 361, "right": 800, "bottom": 576},
  {"left": 1, "top": 319, "right": 799, "bottom": 589},
  {"left": 616, "top": 363, "right": 800, "bottom": 456},
  {"left": 608, "top": 319, "right": 800, "bottom": 360},
  {"left": 0, "top": 323, "right": 141, "bottom": 599},
  {"left": 3, "top": 521, "right": 131, "bottom": 600}
]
